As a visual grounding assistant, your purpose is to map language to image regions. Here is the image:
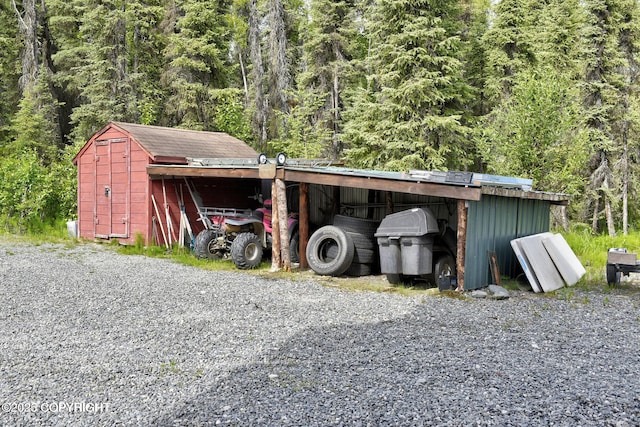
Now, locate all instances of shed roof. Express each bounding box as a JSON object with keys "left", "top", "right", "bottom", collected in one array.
[
  {"left": 73, "top": 122, "right": 257, "bottom": 164},
  {"left": 147, "top": 162, "right": 570, "bottom": 204}
]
